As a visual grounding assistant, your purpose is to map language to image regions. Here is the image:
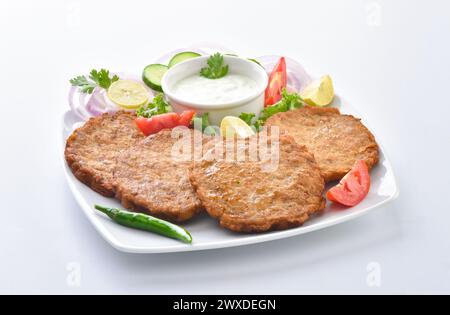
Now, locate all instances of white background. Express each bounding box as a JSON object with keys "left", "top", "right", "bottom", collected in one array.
[{"left": 1, "top": 0, "right": 449, "bottom": 294}]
